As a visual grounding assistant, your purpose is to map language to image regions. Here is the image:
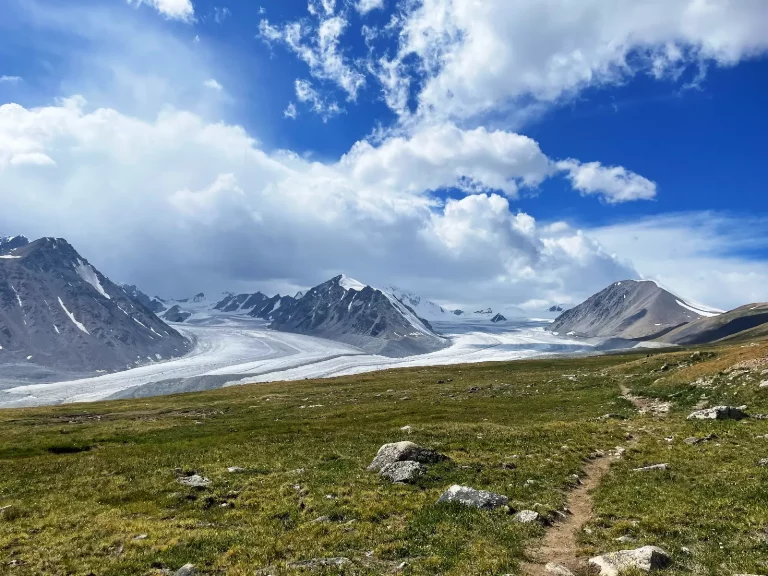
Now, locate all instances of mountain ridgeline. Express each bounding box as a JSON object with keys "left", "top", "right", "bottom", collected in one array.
[{"left": 0, "top": 237, "right": 190, "bottom": 378}]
